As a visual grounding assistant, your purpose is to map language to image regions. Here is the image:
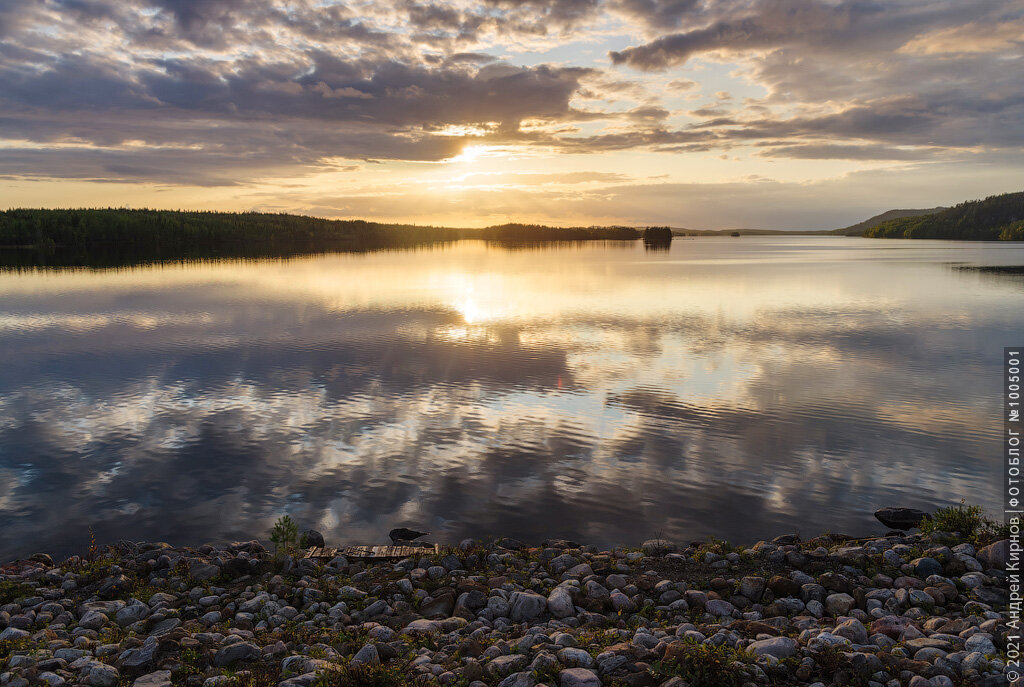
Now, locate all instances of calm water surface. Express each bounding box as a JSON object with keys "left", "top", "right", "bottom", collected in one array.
[{"left": 2, "top": 237, "right": 1023, "bottom": 559}]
